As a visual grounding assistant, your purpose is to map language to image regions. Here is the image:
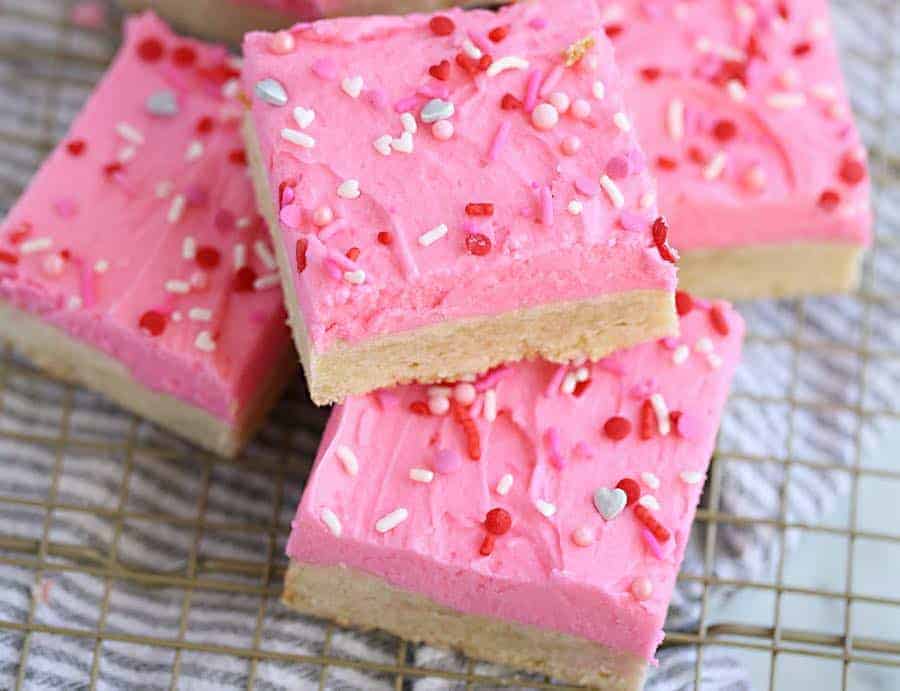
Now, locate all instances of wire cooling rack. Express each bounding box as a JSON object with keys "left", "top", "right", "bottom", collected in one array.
[{"left": 0, "top": 1, "right": 899, "bottom": 689}]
